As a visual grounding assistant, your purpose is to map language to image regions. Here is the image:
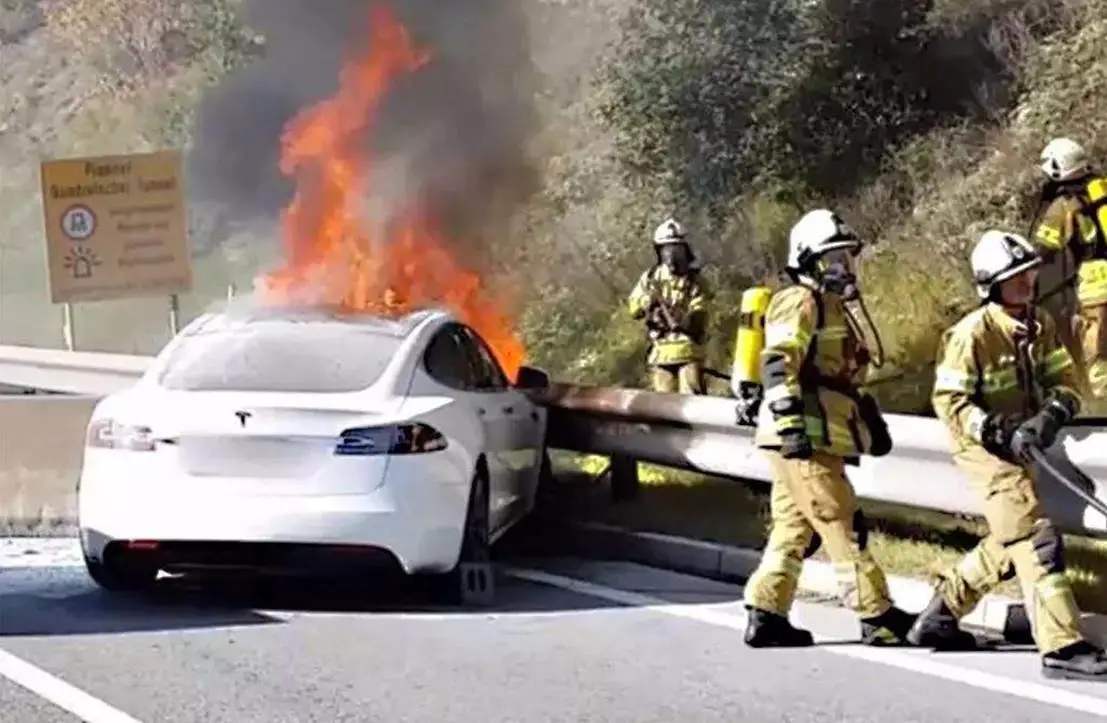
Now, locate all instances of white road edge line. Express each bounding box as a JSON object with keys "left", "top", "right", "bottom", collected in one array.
[
  {"left": 507, "top": 567, "right": 1107, "bottom": 719},
  {"left": 0, "top": 648, "right": 144, "bottom": 723}
]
